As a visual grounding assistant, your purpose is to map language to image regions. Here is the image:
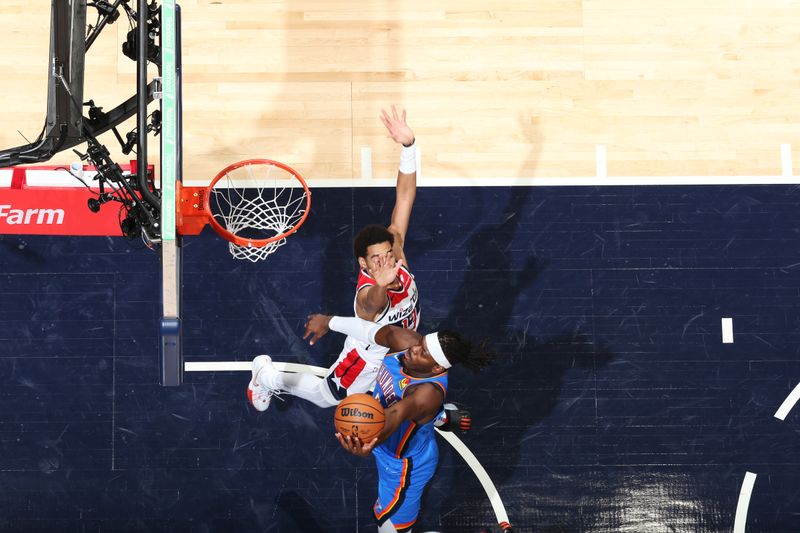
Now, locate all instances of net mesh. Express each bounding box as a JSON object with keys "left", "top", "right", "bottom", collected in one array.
[{"left": 208, "top": 161, "right": 309, "bottom": 262}]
